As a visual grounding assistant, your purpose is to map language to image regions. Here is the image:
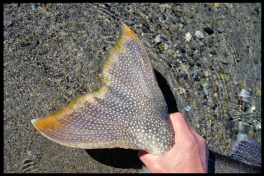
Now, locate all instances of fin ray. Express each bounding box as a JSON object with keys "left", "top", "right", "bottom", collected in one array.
[{"left": 32, "top": 24, "right": 172, "bottom": 154}]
